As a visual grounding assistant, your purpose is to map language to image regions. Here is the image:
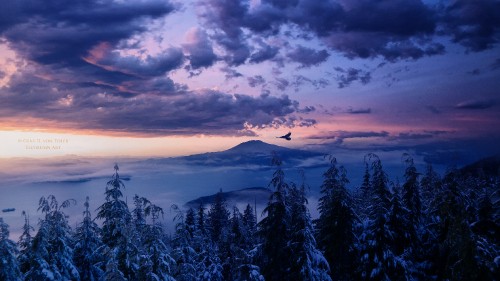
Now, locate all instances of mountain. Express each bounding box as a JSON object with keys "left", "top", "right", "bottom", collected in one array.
[
  {"left": 185, "top": 187, "right": 272, "bottom": 209},
  {"left": 141, "top": 140, "right": 327, "bottom": 169},
  {"left": 460, "top": 154, "right": 500, "bottom": 177},
  {"left": 177, "top": 140, "right": 326, "bottom": 168}
]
